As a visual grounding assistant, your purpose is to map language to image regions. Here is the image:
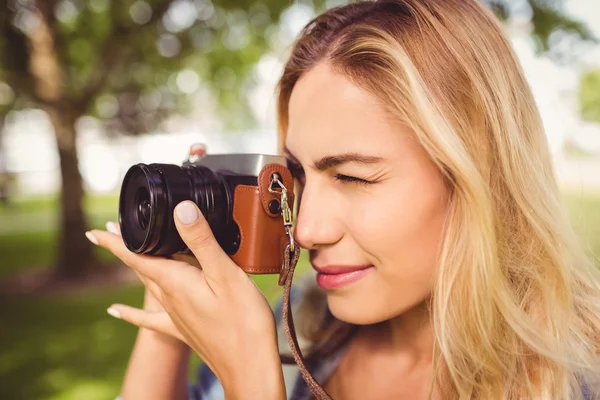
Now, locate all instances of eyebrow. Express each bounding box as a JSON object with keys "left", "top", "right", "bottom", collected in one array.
[{"left": 283, "top": 146, "right": 385, "bottom": 172}]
